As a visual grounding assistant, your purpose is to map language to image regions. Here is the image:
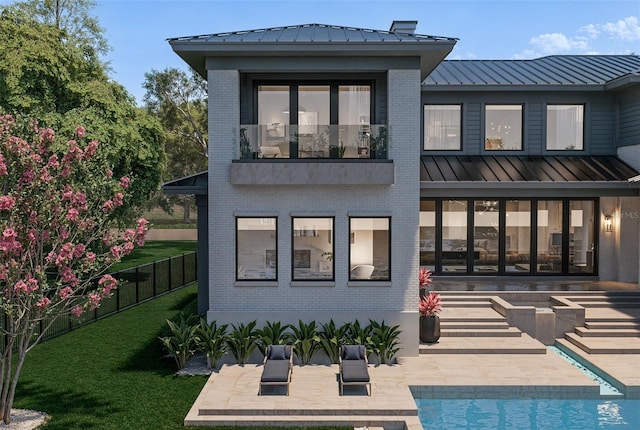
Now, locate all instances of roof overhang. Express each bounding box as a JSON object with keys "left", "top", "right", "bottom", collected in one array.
[
  {"left": 605, "top": 73, "right": 640, "bottom": 91},
  {"left": 169, "top": 40, "right": 456, "bottom": 80},
  {"left": 162, "top": 171, "right": 208, "bottom": 195}
]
